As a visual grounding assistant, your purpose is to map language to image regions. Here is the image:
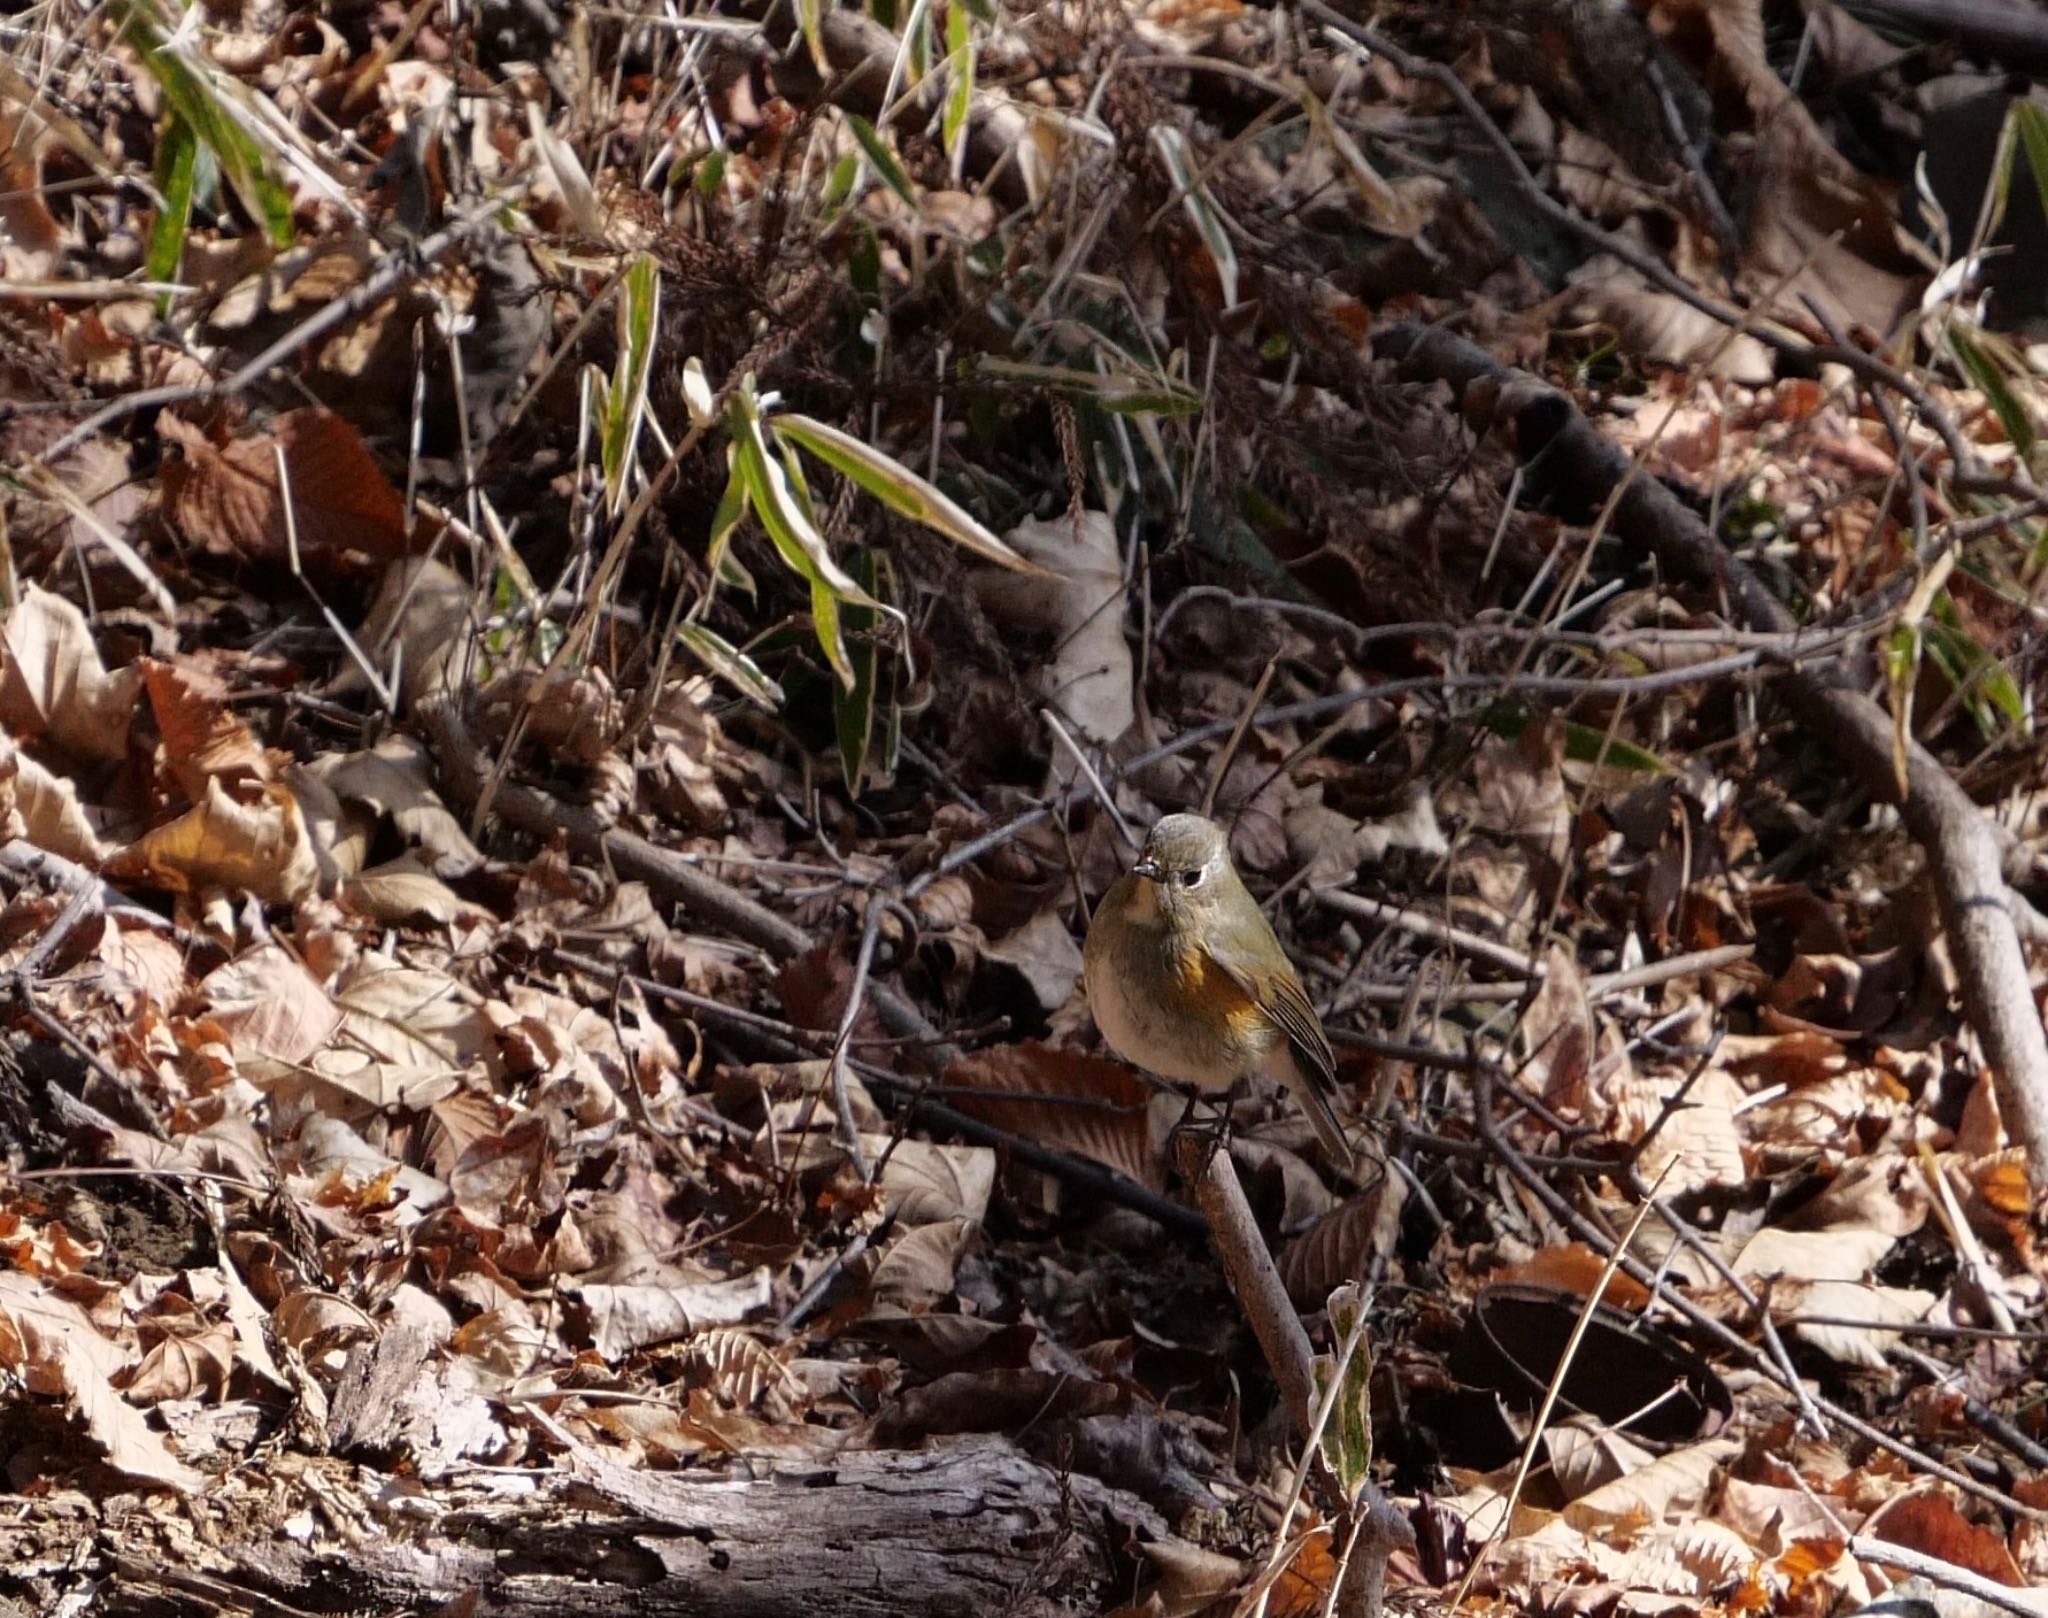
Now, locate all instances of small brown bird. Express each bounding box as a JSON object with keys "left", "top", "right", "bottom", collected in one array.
[{"left": 1083, "top": 813, "right": 1354, "bottom": 1165}]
